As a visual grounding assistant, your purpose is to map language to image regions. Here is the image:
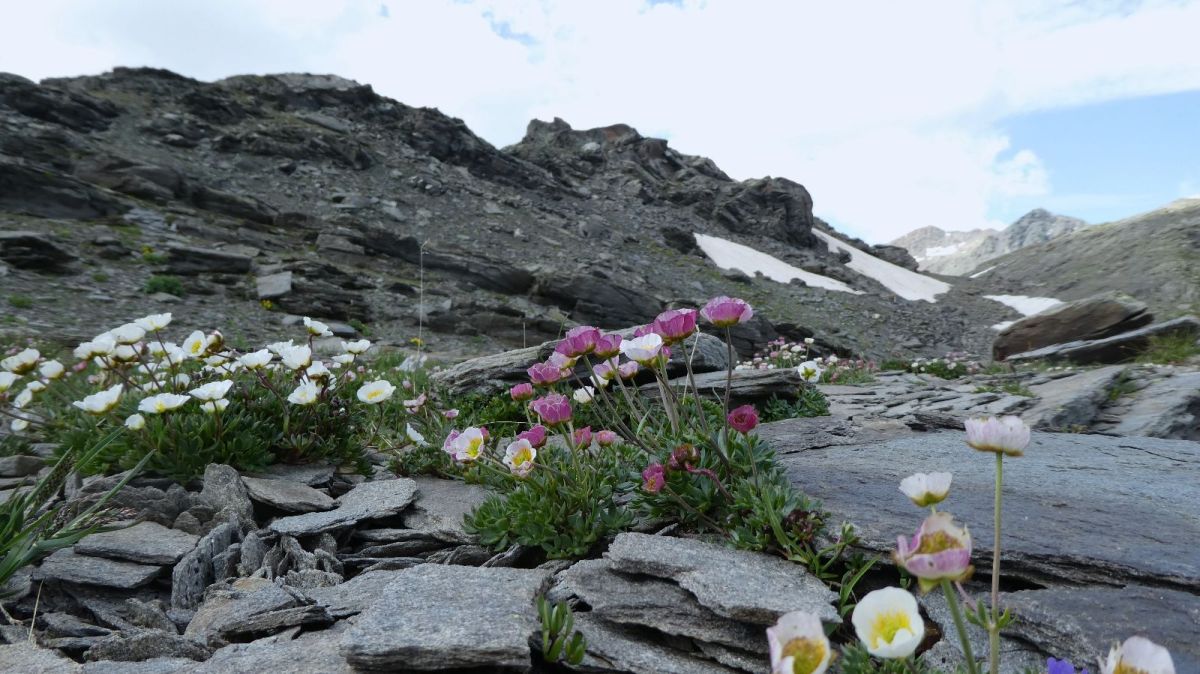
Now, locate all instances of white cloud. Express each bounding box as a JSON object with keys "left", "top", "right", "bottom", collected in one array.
[{"left": 2, "top": 0, "right": 1199, "bottom": 242}]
